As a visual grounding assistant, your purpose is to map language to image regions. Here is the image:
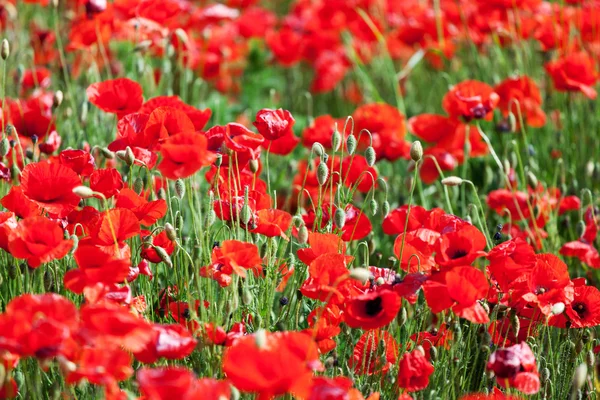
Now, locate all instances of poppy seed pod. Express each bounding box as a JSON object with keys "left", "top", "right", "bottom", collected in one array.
[
  {"left": 317, "top": 162, "right": 329, "bottom": 186},
  {"left": 164, "top": 223, "right": 177, "bottom": 241},
  {"left": 441, "top": 176, "right": 464, "bottom": 186},
  {"left": 410, "top": 140, "right": 423, "bottom": 162},
  {"left": 334, "top": 208, "right": 346, "bottom": 229},
  {"left": 1, "top": 39, "right": 9, "bottom": 60},
  {"left": 175, "top": 179, "right": 185, "bottom": 199},
  {"left": 72, "top": 186, "right": 95, "bottom": 198},
  {"left": 0, "top": 138, "right": 10, "bottom": 157},
  {"left": 349, "top": 267, "right": 371, "bottom": 283},
  {"left": 365, "top": 146, "right": 376, "bottom": 166},
  {"left": 347, "top": 134, "right": 357, "bottom": 155}
]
